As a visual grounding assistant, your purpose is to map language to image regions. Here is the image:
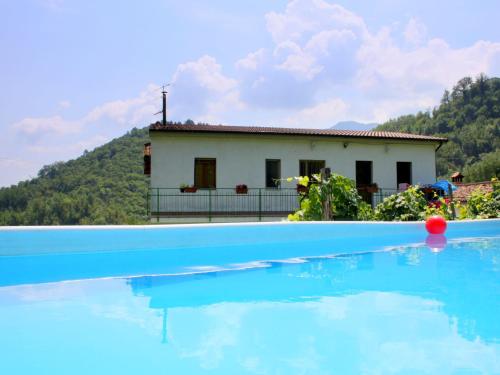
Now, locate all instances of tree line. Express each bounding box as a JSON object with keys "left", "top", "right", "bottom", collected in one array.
[{"left": 376, "top": 74, "right": 500, "bottom": 181}]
